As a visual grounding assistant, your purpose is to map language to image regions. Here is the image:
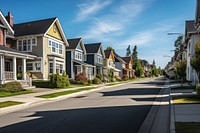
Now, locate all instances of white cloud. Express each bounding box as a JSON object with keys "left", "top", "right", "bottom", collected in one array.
[
  {"left": 75, "top": 0, "right": 112, "bottom": 22},
  {"left": 81, "top": 0, "right": 153, "bottom": 40}
]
